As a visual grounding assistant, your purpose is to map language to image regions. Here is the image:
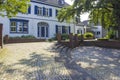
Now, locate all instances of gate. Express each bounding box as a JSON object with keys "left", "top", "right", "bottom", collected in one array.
[{"left": 0, "top": 24, "right": 3, "bottom": 48}]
